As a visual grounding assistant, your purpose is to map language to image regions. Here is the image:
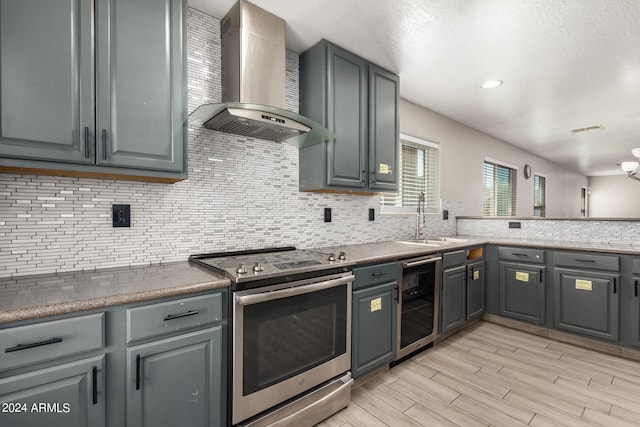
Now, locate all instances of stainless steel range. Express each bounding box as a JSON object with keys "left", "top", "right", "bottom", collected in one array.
[{"left": 190, "top": 247, "right": 355, "bottom": 427}]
